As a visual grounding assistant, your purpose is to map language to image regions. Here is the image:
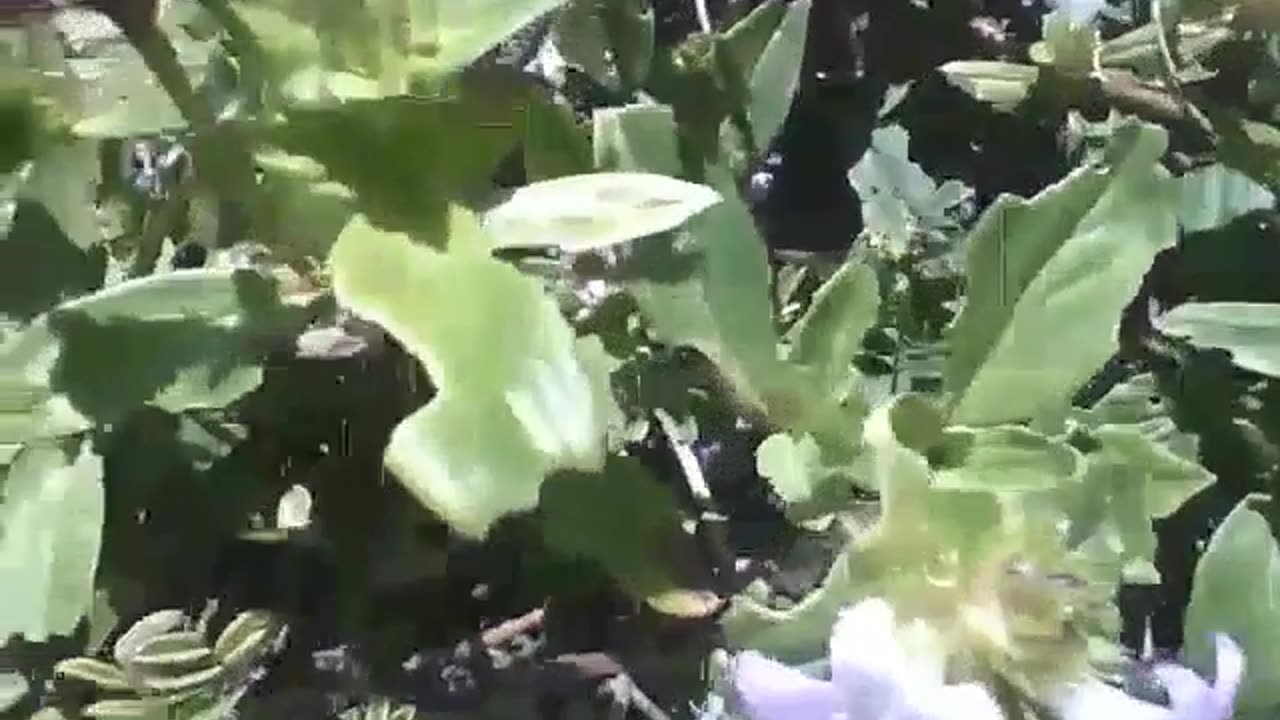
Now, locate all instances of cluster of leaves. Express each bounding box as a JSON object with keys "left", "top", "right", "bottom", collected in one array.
[{"left": 2, "top": 0, "right": 1280, "bottom": 718}]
